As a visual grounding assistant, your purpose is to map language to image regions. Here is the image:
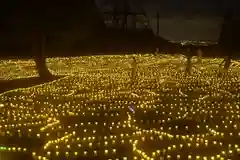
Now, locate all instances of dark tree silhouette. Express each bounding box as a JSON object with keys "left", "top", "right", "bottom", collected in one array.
[
  {"left": 0, "top": 0, "right": 105, "bottom": 79},
  {"left": 218, "top": 9, "right": 240, "bottom": 71},
  {"left": 33, "top": 35, "right": 52, "bottom": 78},
  {"left": 0, "top": 0, "right": 183, "bottom": 80}
]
